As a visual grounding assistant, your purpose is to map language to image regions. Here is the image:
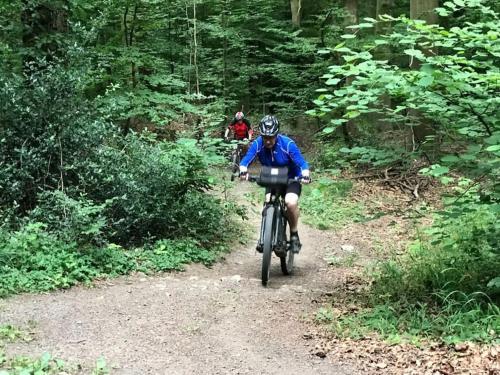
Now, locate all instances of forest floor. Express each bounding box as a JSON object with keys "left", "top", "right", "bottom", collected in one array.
[{"left": 1, "top": 177, "right": 498, "bottom": 374}]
